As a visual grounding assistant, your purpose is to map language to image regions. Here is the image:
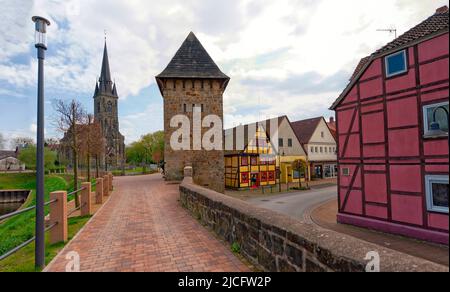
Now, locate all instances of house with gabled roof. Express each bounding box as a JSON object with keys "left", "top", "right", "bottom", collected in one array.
[
  {"left": 330, "top": 6, "right": 449, "bottom": 244},
  {"left": 291, "top": 117, "right": 338, "bottom": 180},
  {"left": 224, "top": 116, "right": 308, "bottom": 189}
]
